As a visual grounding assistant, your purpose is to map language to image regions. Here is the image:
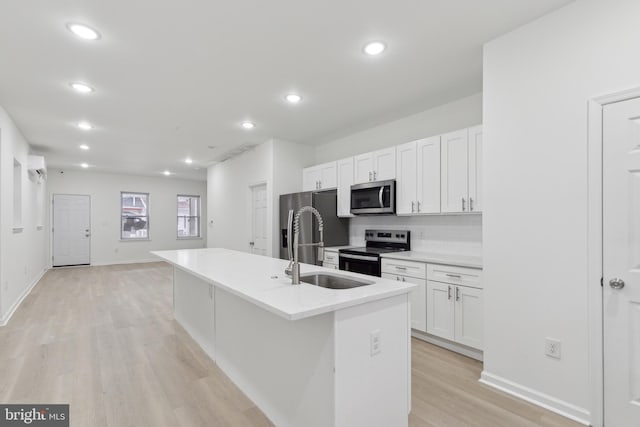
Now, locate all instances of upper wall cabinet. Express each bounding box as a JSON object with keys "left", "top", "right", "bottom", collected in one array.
[
  {"left": 337, "top": 157, "right": 354, "bottom": 217},
  {"left": 441, "top": 126, "right": 482, "bottom": 213},
  {"left": 396, "top": 136, "right": 441, "bottom": 215},
  {"left": 302, "top": 161, "right": 337, "bottom": 191},
  {"left": 353, "top": 147, "right": 396, "bottom": 184}
]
